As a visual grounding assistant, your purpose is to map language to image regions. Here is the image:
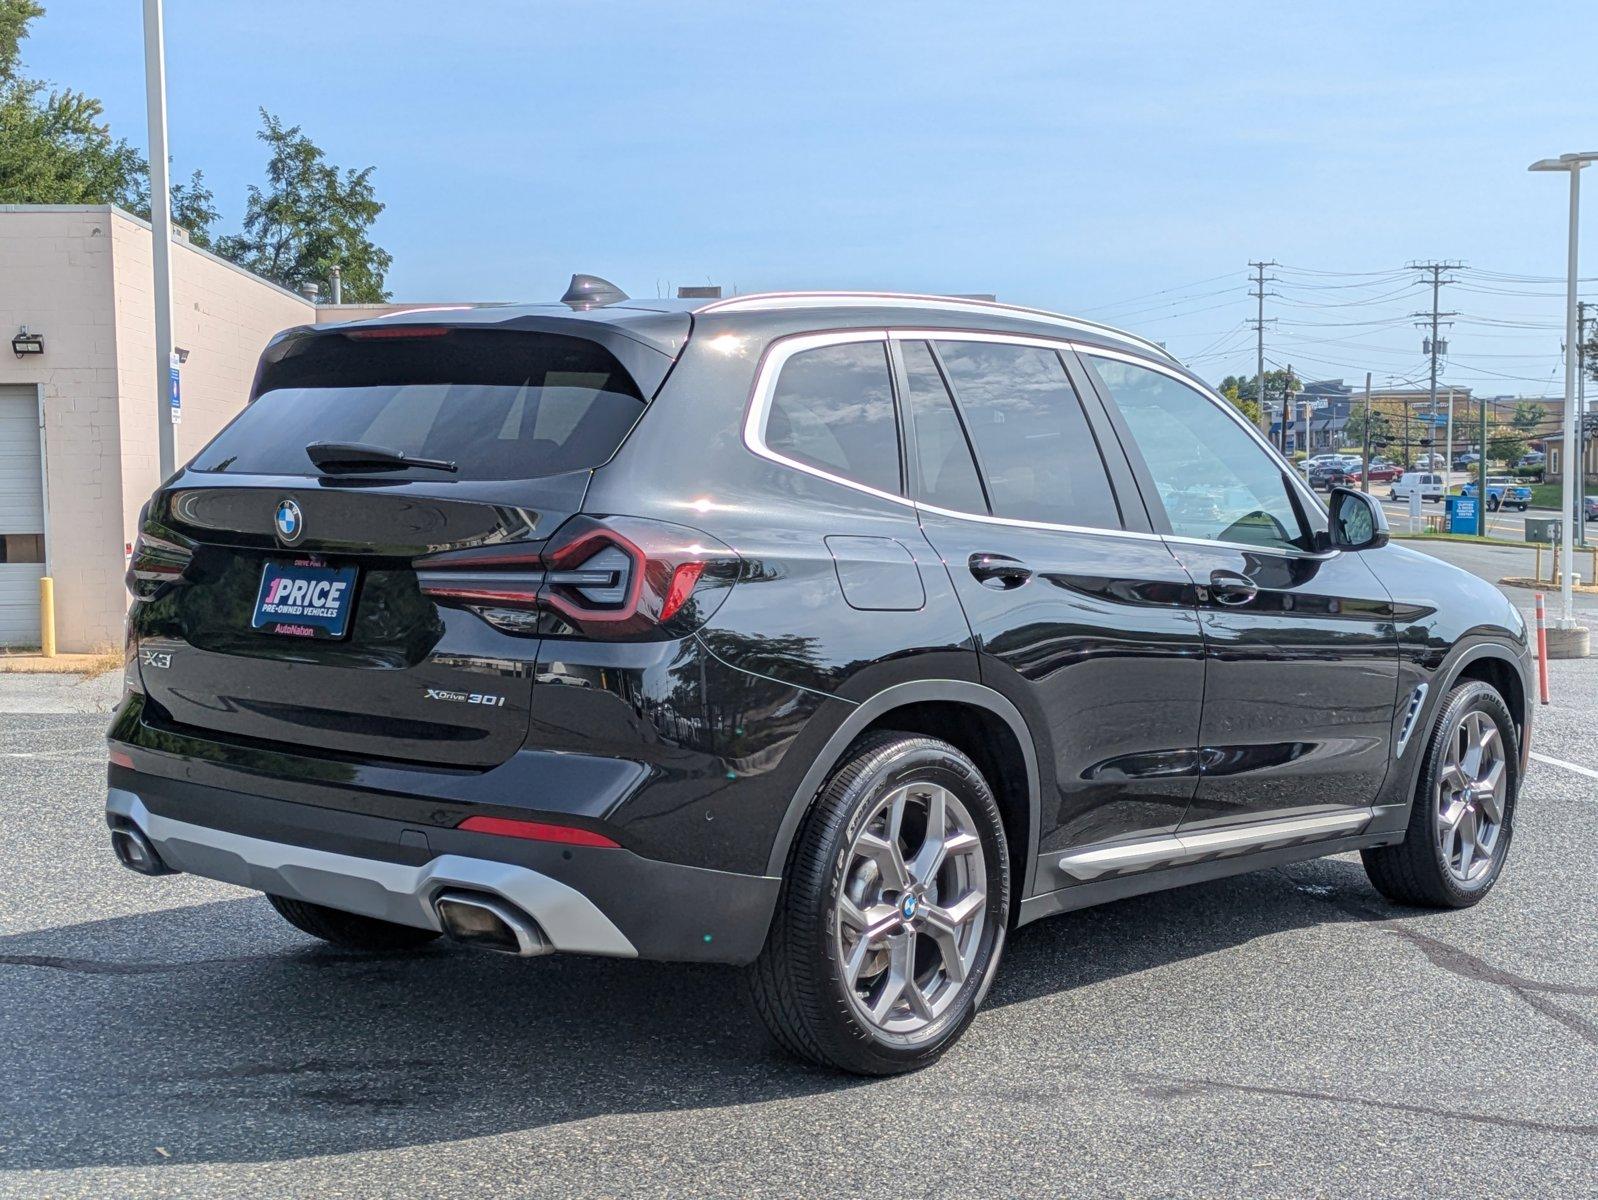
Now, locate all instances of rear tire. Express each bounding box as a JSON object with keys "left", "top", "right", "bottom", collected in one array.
[
  {"left": 748, "top": 733, "right": 1010, "bottom": 1076},
  {"left": 267, "top": 894, "right": 443, "bottom": 951},
  {"left": 1361, "top": 681, "right": 1518, "bottom": 908}
]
